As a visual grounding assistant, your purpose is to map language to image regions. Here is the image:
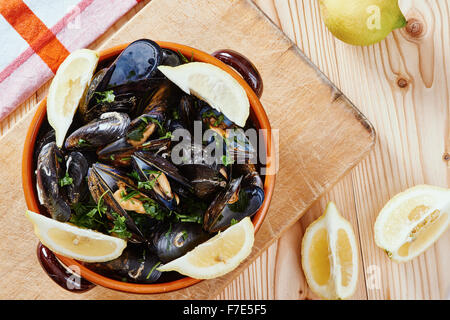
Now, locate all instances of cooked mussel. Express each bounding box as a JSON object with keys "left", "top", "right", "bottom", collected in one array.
[
  {"left": 200, "top": 105, "right": 256, "bottom": 163},
  {"left": 87, "top": 163, "right": 148, "bottom": 242},
  {"left": 96, "top": 39, "right": 163, "bottom": 104},
  {"left": 161, "top": 48, "right": 182, "bottom": 67},
  {"left": 65, "top": 112, "right": 130, "bottom": 150},
  {"left": 152, "top": 222, "right": 209, "bottom": 263},
  {"left": 175, "top": 143, "right": 228, "bottom": 200},
  {"left": 36, "top": 142, "right": 71, "bottom": 222},
  {"left": 203, "top": 164, "right": 264, "bottom": 232},
  {"left": 65, "top": 151, "right": 89, "bottom": 204},
  {"left": 85, "top": 243, "right": 161, "bottom": 283},
  {"left": 96, "top": 82, "right": 177, "bottom": 166},
  {"left": 131, "top": 151, "right": 193, "bottom": 211}
]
